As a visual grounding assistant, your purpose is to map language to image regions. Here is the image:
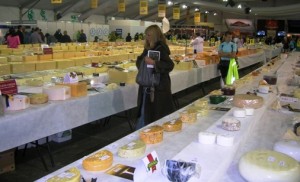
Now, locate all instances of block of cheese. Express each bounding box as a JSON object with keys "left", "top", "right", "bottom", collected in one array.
[
  {"left": 63, "top": 52, "right": 75, "bottom": 59},
  {"left": 47, "top": 167, "right": 80, "bottom": 182},
  {"left": 233, "top": 108, "right": 246, "bottom": 118},
  {"left": 74, "top": 52, "right": 85, "bottom": 57},
  {"left": 6, "top": 95, "right": 30, "bottom": 111},
  {"left": 140, "top": 125, "right": 164, "bottom": 144},
  {"left": 23, "top": 55, "right": 38, "bottom": 62},
  {"left": 294, "top": 89, "right": 300, "bottom": 99},
  {"left": 43, "top": 85, "right": 71, "bottom": 101},
  {"left": 35, "top": 61, "right": 56, "bottom": 71},
  {"left": 0, "top": 64, "right": 10, "bottom": 76},
  {"left": 239, "top": 150, "right": 300, "bottom": 182},
  {"left": 0, "top": 57, "right": 8, "bottom": 64},
  {"left": 216, "top": 134, "right": 234, "bottom": 146},
  {"left": 38, "top": 54, "right": 53, "bottom": 61},
  {"left": 222, "top": 118, "right": 241, "bottom": 131},
  {"left": 233, "top": 94, "right": 264, "bottom": 109},
  {"left": 118, "top": 139, "right": 146, "bottom": 158},
  {"left": 52, "top": 52, "right": 64, "bottom": 59},
  {"left": 56, "top": 82, "right": 87, "bottom": 97},
  {"left": 56, "top": 60, "right": 75, "bottom": 69},
  {"left": 162, "top": 119, "right": 182, "bottom": 132},
  {"left": 174, "top": 61, "right": 193, "bottom": 70},
  {"left": 11, "top": 62, "right": 36, "bottom": 74},
  {"left": 29, "top": 93, "right": 48, "bottom": 104},
  {"left": 108, "top": 69, "right": 137, "bottom": 84},
  {"left": 82, "top": 150, "right": 113, "bottom": 171},
  {"left": 72, "top": 57, "right": 92, "bottom": 66},
  {"left": 8, "top": 55, "right": 23, "bottom": 62},
  {"left": 198, "top": 131, "right": 216, "bottom": 144},
  {"left": 274, "top": 140, "right": 300, "bottom": 162}
]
